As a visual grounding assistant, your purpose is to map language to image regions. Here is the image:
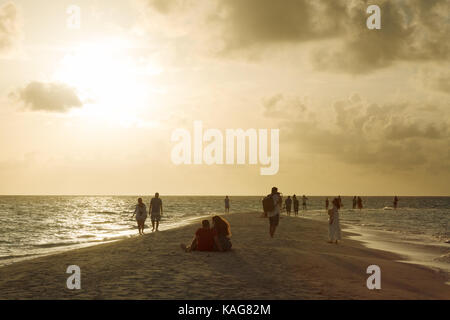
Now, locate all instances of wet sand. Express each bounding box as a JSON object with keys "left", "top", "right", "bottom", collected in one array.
[{"left": 0, "top": 212, "right": 448, "bottom": 299}]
